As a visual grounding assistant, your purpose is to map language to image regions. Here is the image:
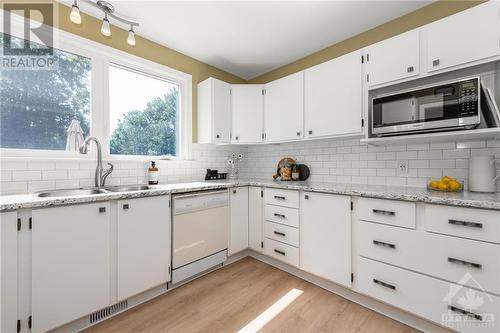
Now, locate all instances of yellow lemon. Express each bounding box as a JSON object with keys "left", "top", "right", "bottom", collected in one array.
[
  {"left": 441, "top": 176, "right": 452, "bottom": 184},
  {"left": 430, "top": 180, "right": 440, "bottom": 189},
  {"left": 449, "top": 180, "right": 462, "bottom": 191},
  {"left": 438, "top": 182, "right": 449, "bottom": 191}
]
